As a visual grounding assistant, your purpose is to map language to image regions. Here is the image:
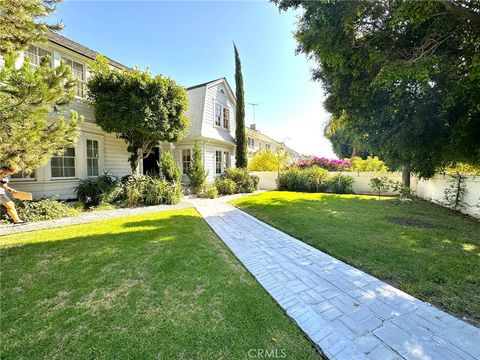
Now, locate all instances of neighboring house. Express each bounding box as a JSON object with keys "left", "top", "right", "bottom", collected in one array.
[
  {"left": 8, "top": 33, "right": 236, "bottom": 199},
  {"left": 246, "top": 125, "right": 304, "bottom": 162}
]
